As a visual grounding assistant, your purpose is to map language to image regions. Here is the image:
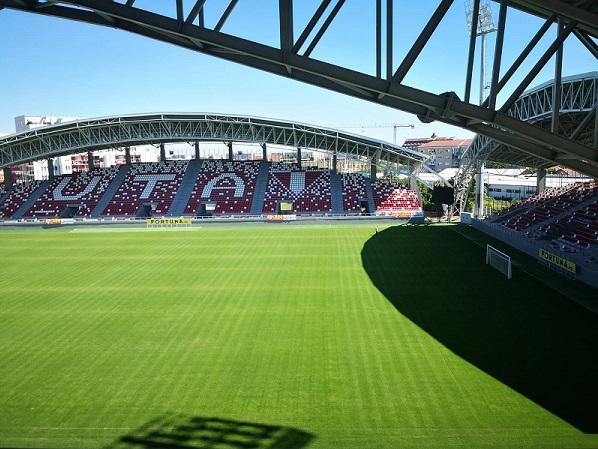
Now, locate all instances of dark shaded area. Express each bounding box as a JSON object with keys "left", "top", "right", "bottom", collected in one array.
[
  {"left": 106, "top": 414, "right": 314, "bottom": 449},
  {"left": 361, "top": 225, "right": 598, "bottom": 432},
  {"left": 60, "top": 204, "right": 81, "bottom": 218},
  {"left": 0, "top": 416, "right": 313, "bottom": 449}
]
